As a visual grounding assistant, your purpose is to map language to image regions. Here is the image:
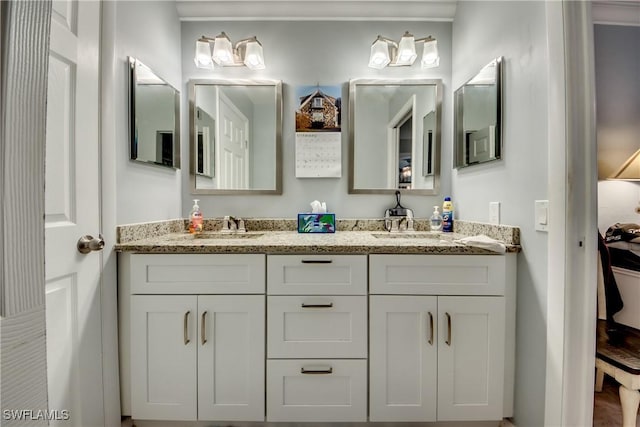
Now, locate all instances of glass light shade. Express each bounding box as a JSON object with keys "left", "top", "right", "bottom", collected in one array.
[
  {"left": 421, "top": 39, "right": 440, "bottom": 69},
  {"left": 212, "top": 33, "right": 234, "bottom": 65},
  {"left": 368, "top": 39, "right": 391, "bottom": 69},
  {"left": 244, "top": 40, "right": 265, "bottom": 70},
  {"left": 395, "top": 34, "right": 417, "bottom": 65},
  {"left": 194, "top": 39, "right": 213, "bottom": 69}
]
